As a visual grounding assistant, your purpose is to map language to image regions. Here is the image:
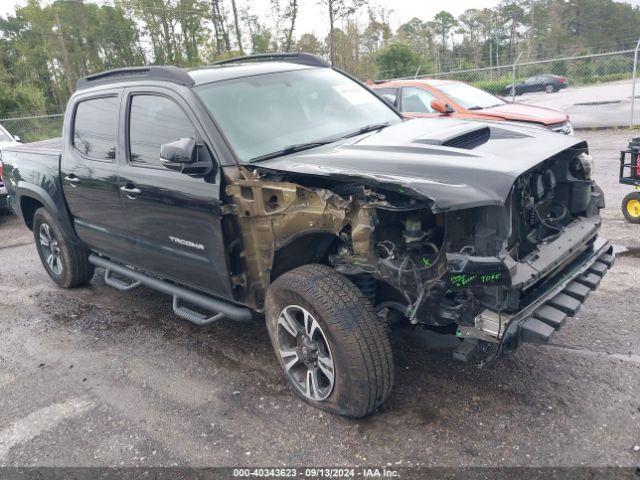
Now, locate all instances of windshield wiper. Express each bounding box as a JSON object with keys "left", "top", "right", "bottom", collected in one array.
[
  {"left": 249, "top": 139, "right": 337, "bottom": 163},
  {"left": 467, "top": 106, "right": 484, "bottom": 110},
  {"left": 342, "top": 122, "right": 391, "bottom": 138}
]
